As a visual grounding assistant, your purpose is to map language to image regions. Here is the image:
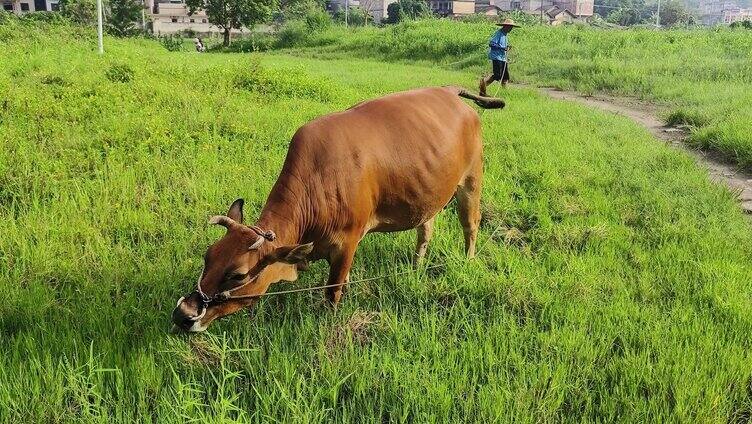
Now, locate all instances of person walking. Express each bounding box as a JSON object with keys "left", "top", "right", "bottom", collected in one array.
[{"left": 479, "top": 18, "right": 519, "bottom": 96}]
